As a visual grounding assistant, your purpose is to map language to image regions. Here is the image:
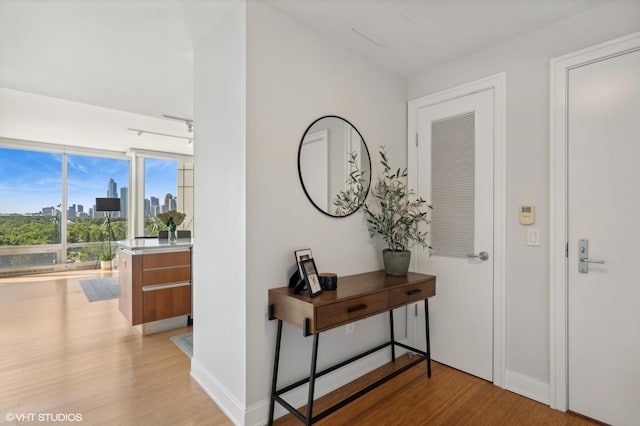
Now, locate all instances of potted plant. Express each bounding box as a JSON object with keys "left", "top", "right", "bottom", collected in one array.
[
  {"left": 99, "top": 247, "right": 115, "bottom": 270},
  {"left": 363, "top": 147, "right": 431, "bottom": 276}
]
